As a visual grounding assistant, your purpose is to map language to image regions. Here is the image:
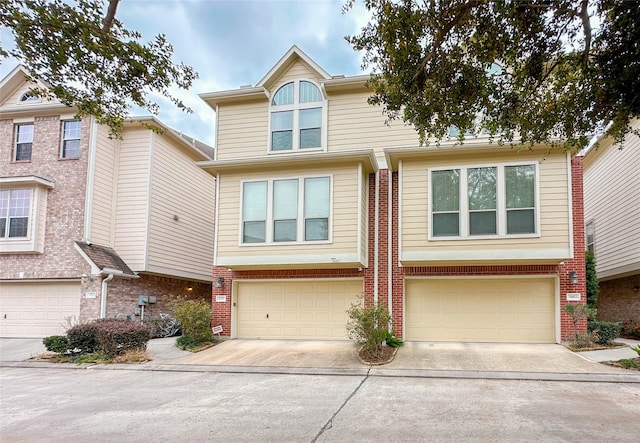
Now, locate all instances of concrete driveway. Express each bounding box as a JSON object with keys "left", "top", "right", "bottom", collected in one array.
[{"left": 150, "top": 338, "right": 630, "bottom": 375}]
